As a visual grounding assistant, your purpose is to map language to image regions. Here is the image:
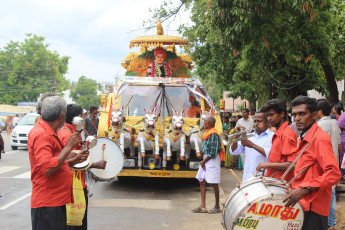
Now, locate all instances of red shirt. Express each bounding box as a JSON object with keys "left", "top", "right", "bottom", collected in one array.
[
  {"left": 57, "top": 123, "right": 86, "bottom": 188},
  {"left": 266, "top": 121, "right": 297, "bottom": 182},
  {"left": 28, "top": 120, "right": 73, "bottom": 208},
  {"left": 292, "top": 123, "right": 341, "bottom": 216}
]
